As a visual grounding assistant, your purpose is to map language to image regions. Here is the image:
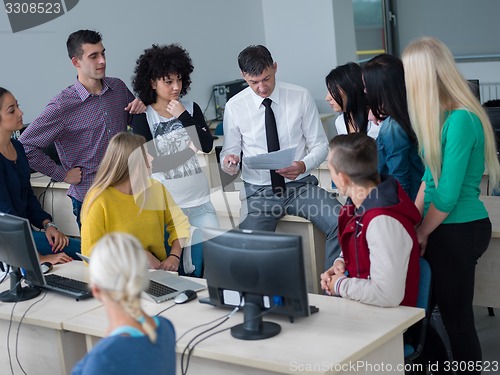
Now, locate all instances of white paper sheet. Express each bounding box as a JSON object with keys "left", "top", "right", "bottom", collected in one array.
[{"left": 245, "top": 147, "right": 296, "bottom": 170}]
